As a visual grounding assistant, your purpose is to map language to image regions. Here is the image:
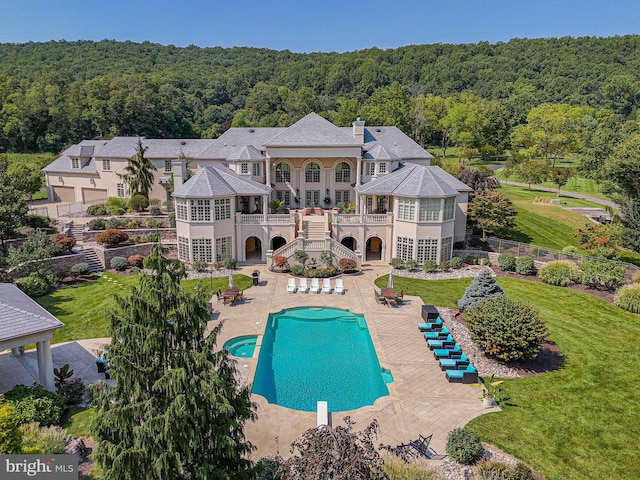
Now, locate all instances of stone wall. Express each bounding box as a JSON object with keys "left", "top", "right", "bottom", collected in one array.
[
  {"left": 83, "top": 228, "right": 176, "bottom": 243},
  {"left": 93, "top": 243, "right": 154, "bottom": 268},
  {"left": 5, "top": 252, "right": 87, "bottom": 280}
]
